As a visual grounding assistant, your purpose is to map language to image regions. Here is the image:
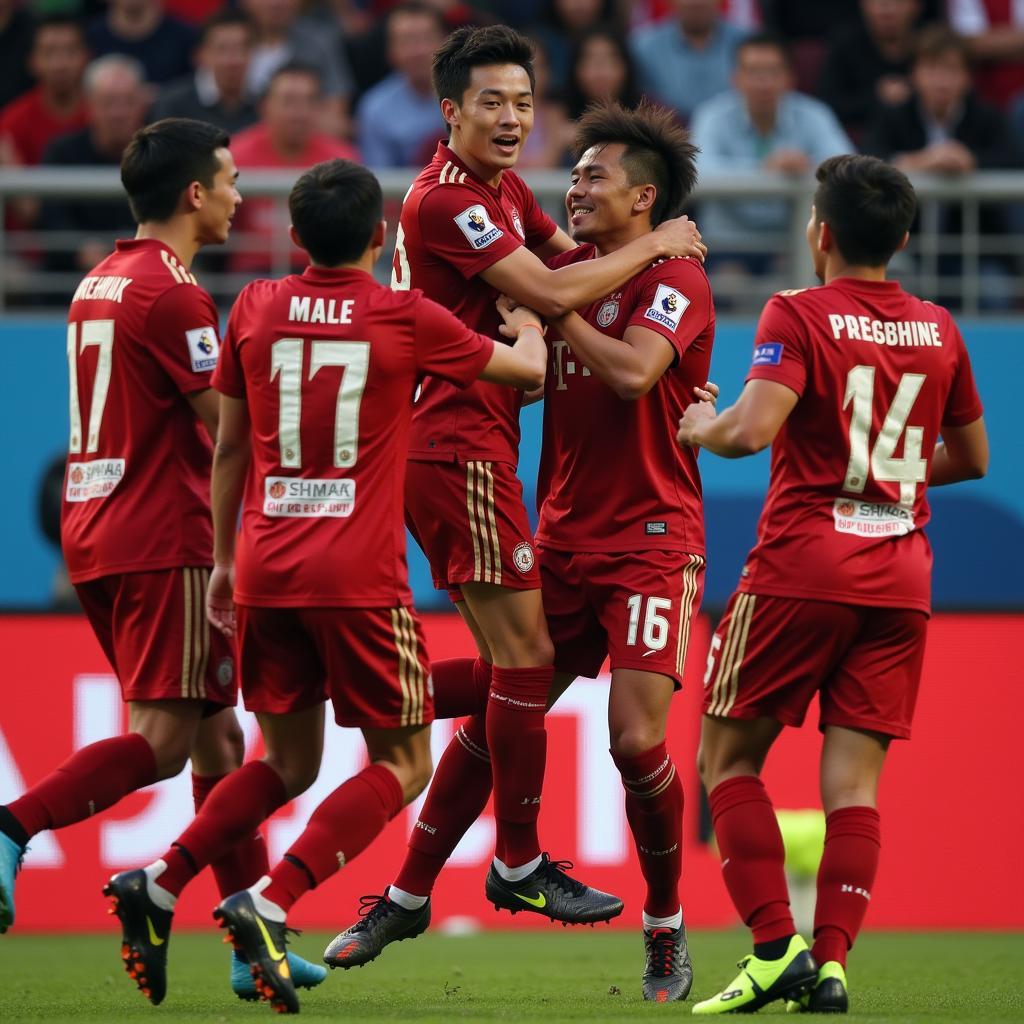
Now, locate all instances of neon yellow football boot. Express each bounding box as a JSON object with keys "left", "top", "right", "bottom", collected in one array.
[{"left": 786, "top": 960, "right": 848, "bottom": 1014}]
